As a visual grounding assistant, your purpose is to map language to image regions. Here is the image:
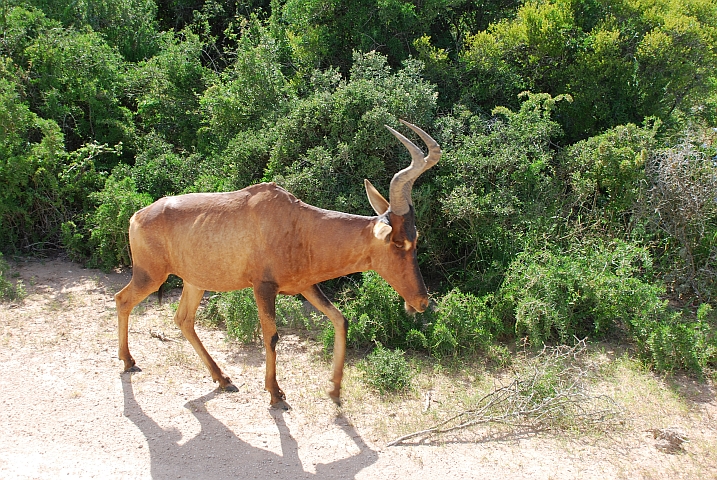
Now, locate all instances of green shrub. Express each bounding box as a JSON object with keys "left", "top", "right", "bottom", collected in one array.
[
  {"left": 434, "top": 93, "right": 566, "bottom": 293},
  {"left": 201, "top": 290, "right": 309, "bottom": 343},
  {"left": 427, "top": 289, "right": 502, "bottom": 358},
  {"left": 0, "top": 253, "right": 25, "bottom": 301},
  {"left": 0, "top": 74, "right": 67, "bottom": 251},
  {"left": 24, "top": 23, "right": 134, "bottom": 155},
  {"left": 199, "top": 18, "right": 288, "bottom": 150},
  {"left": 131, "top": 134, "right": 200, "bottom": 199},
  {"left": 358, "top": 344, "right": 412, "bottom": 394},
  {"left": 202, "top": 289, "right": 260, "bottom": 343},
  {"left": 264, "top": 51, "right": 437, "bottom": 215},
  {"left": 85, "top": 174, "right": 152, "bottom": 270},
  {"left": 324, "top": 273, "right": 503, "bottom": 360},
  {"left": 629, "top": 303, "right": 717, "bottom": 373},
  {"left": 30, "top": 0, "right": 160, "bottom": 62},
  {"left": 562, "top": 121, "right": 659, "bottom": 235},
  {"left": 127, "top": 29, "right": 210, "bottom": 150},
  {"left": 497, "top": 240, "right": 664, "bottom": 345},
  {"left": 339, "top": 271, "right": 419, "bottom": 349},
  {"left": 496, "top": 240, "right": 717, "bottom": 373},
  {"left": 276, "top": 294, "right": 312, "bottom": 330}
]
